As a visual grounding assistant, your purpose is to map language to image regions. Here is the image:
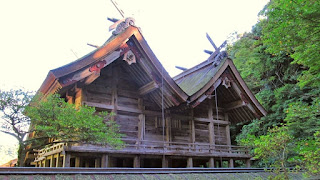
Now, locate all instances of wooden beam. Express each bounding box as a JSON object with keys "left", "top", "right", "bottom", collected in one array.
[
  {"left": 83, "top": 101, "right": 162, "bottom": 116},
  {"left": 138, "top": 81, "right": 159, "bottom": 95},
  {"left": 209, "top": 158, "right": 215, "bottom": 168},
  {"left": 111, "top": 66, "right": 118, "bottom": 121},
  {"left": 162, "top": 156, "right": 168, "bottom": 168},
  {"left": 225, "top": 113, "right": 231, "bottom": 146},
  {"left": 246, "top": 159, "right": 251, "bottom": 168},
  {"left": 133, "top": 156, "right": 140, "bottom": 168},
  {"left": 187, "top": 157, "right": 193, "bottom": 168},
  {"left": 49, "top": 155, "right": 54, "bottom": 167},
  {"left": 63, "top": 154, "right": 70, "bottom": 167},
  {"left": 224, "top": 100, "right": 246, "bottom": 112},
  {"left": 75, "top": 157, "right": 81, "bottom": 167},
  {"left": 229, "top": 158, "right": 234, "bottom": 168},
  {"left": 165, "top": 113, "right": 171, "bottom": 142},
  {"left": 84, "top": 71, "right": 100, "bottom": 85},
  {"left": 75, "top": 87, "right": 83, "bottom": 109},
  {"left": 194, "top": 117, "right": 229, "bottom": 125},
  {"left": 138, "top": 98, "right": 145, "bottom": 143},
  {"left": 208, "top": 100, "right": 215, "bottom": 146},
  {"left": 101, "top": 154, "right": 109, "bottom": 168},
  {"left": 55, "top": 153, "right": 60, "bottom": 167},
  {"left": 190, "top": 109, "right": 195, "bottom": 144},
  {"left": 95, "top": 158, "right": 101, "bottom": 168},
  {"left": 83, "top": 101, "right": 114, "bottom": 110}
]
